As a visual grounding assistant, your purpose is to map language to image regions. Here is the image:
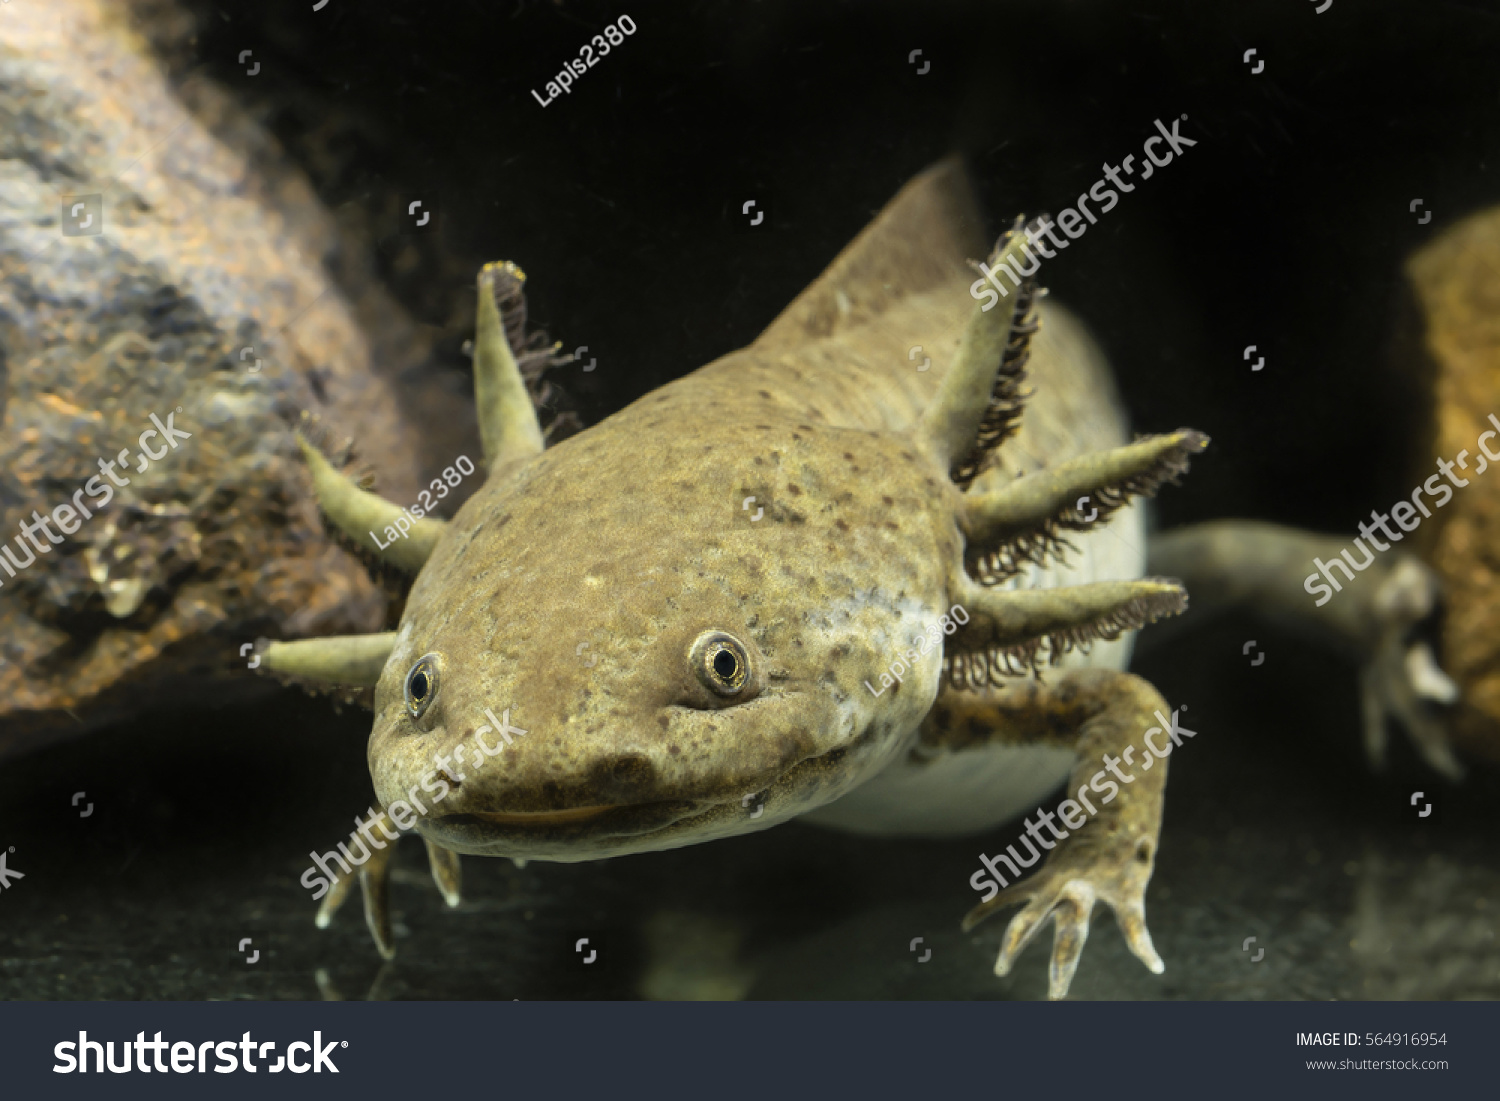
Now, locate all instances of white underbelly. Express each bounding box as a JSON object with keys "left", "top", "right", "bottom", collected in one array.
[{"left": 801, "top": 742, "right": 1078, "bottom": 837}]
